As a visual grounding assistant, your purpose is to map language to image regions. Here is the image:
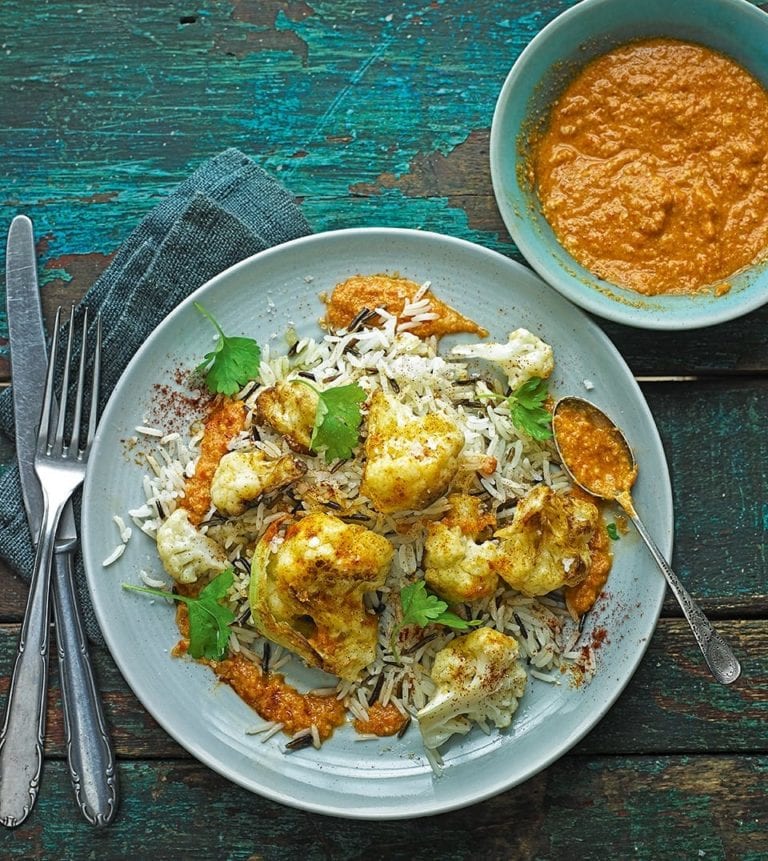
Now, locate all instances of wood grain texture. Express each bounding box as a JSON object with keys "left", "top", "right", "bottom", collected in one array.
[
  {"left": 0, "top": 755, "right": 764, "bottom": 860},
  {"left": 0, "top": 618, "right": 764, "bottom": 761},
  {"left": 2, "top": 0, "right": 768, "bottom": 376},
  {"left": 1, "top": 0, "right": 767, "bottom": 850},
  {"left": 3, "top": 380, "right": 765, "bottom": 615}
]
